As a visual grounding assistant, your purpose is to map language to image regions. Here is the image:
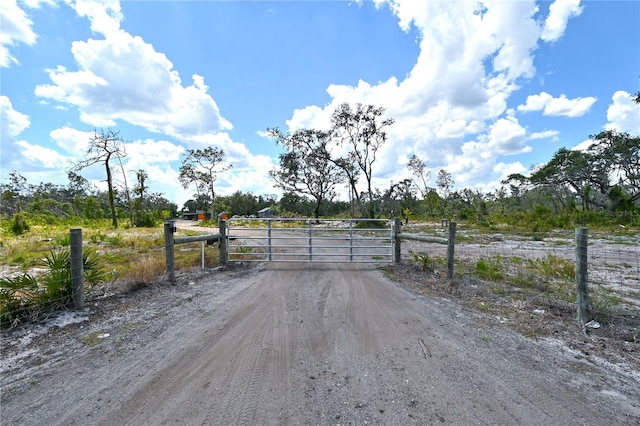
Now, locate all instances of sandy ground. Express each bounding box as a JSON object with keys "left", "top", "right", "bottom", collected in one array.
[{"left": 2, "top": 257, "right": 639, "bottom": 425}]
